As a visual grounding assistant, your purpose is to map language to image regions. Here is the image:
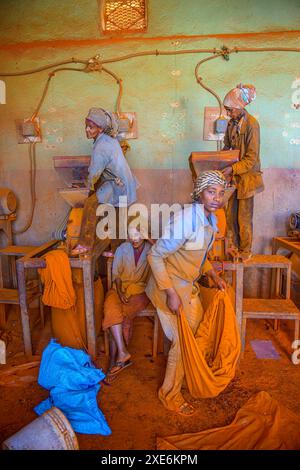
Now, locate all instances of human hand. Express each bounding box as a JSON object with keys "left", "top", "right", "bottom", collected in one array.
[
  {"left": 222, "top": 166, "right": 233, "bottom": 182},
  {"left": 212, "top": 276, "right": 227, "bottom": 292},
  {"left": 206, "top": 269, "right": 227, "bottom": 292},
  {"left": 118, "top": 290, "right": 129, "bottom": 304},
  {"left": 166, "top": 288, "right": 183, "bottom": 315}
]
